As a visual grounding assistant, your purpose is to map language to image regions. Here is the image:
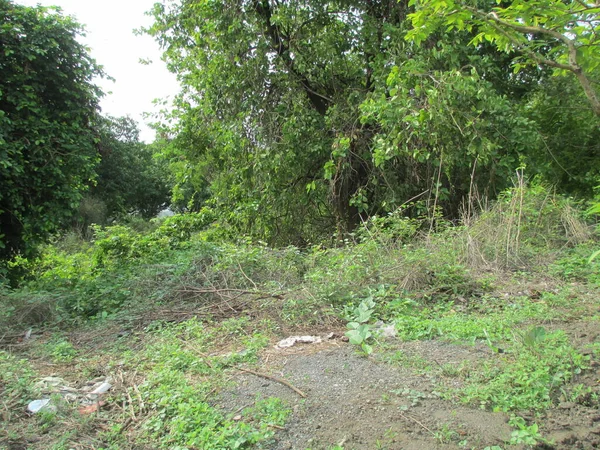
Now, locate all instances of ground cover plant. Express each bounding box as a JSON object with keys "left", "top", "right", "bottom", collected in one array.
[{"left": 1, "top": 185, "right": 600, "bottom": 449}]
